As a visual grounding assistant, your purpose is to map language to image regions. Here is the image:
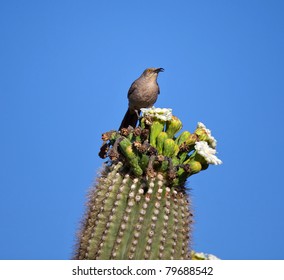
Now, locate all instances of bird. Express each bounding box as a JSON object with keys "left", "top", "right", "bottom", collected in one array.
[{"left": 119, "top": 67, "right": 164, "bottom": 130}]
